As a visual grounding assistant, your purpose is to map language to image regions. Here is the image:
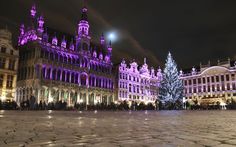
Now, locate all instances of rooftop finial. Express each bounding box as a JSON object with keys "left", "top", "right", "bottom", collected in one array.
[
  {"left": 31, "top": 4, "right": 36, "bottom": 18},
  {"left": 144, "top": 58, "right": 146, "bottom": 64}
]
